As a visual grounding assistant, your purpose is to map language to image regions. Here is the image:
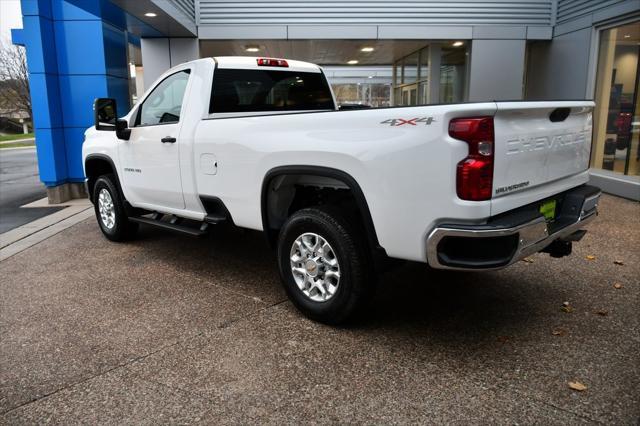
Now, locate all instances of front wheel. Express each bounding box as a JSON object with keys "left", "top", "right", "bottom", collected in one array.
[
  {"left": 93, "top": 174, "right": 138, "bottom": 242},
  {"left": 277, "top": 207, "right": 373, "bottom": 325}
]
